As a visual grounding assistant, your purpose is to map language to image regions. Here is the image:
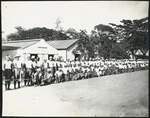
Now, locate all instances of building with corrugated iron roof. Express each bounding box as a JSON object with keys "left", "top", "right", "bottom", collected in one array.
[{"left": 2, "top": 39, "right": 79, "bottom": 62}]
